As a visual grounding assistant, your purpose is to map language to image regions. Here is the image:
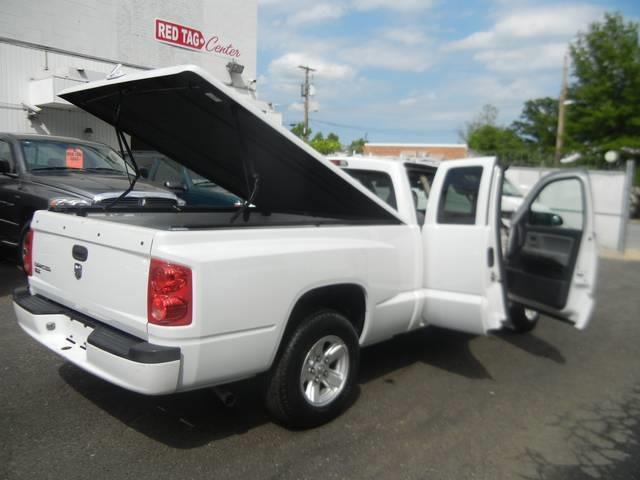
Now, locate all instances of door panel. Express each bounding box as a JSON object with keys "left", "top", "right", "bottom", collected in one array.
[
  {"left": 421, "top": 157, "right": 507, "bottom": 335},
  {"left": 506, "top": 171, "right": 597, "bottom": 329},
  {"left": 0, "top": 139, "right": 20, "bottom": 245}
]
